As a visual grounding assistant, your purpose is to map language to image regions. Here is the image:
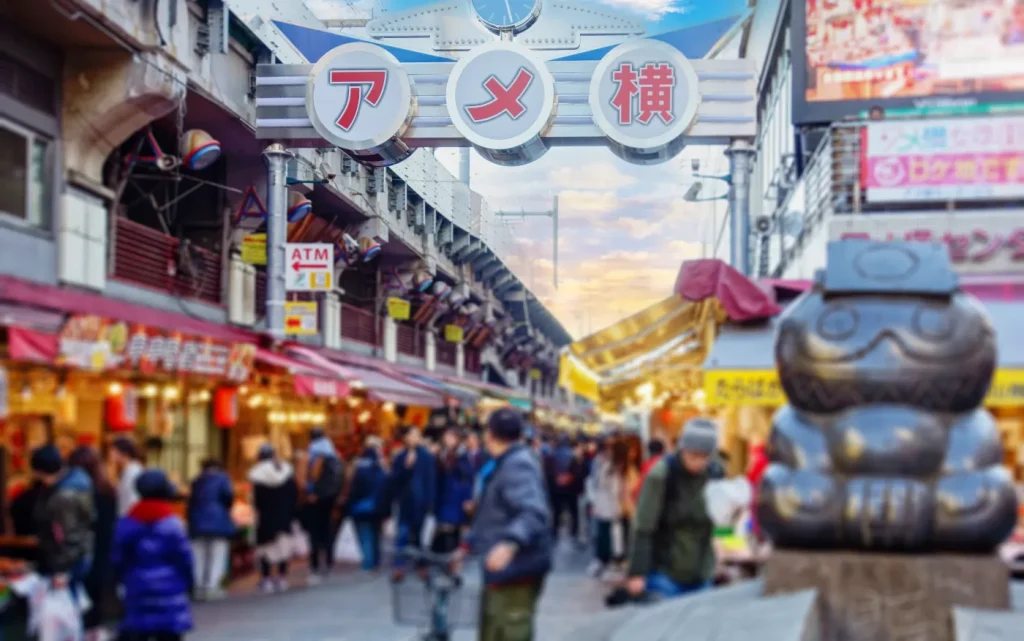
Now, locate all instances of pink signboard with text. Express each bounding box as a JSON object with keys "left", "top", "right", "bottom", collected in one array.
[{"left": 862, "top": 116, "right": 1024, "bottom": 204}]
